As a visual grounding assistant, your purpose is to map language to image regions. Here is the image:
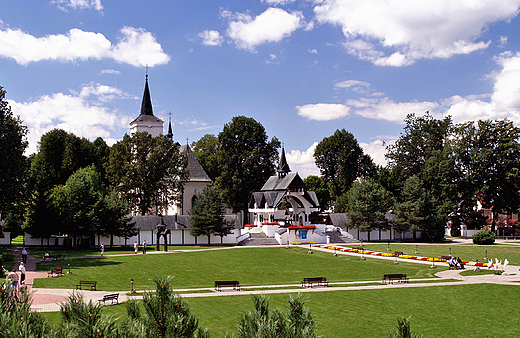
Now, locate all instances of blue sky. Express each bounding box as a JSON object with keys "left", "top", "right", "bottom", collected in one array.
[{"left": 2, "top": 0, "right": 520, "bottom": 177}]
